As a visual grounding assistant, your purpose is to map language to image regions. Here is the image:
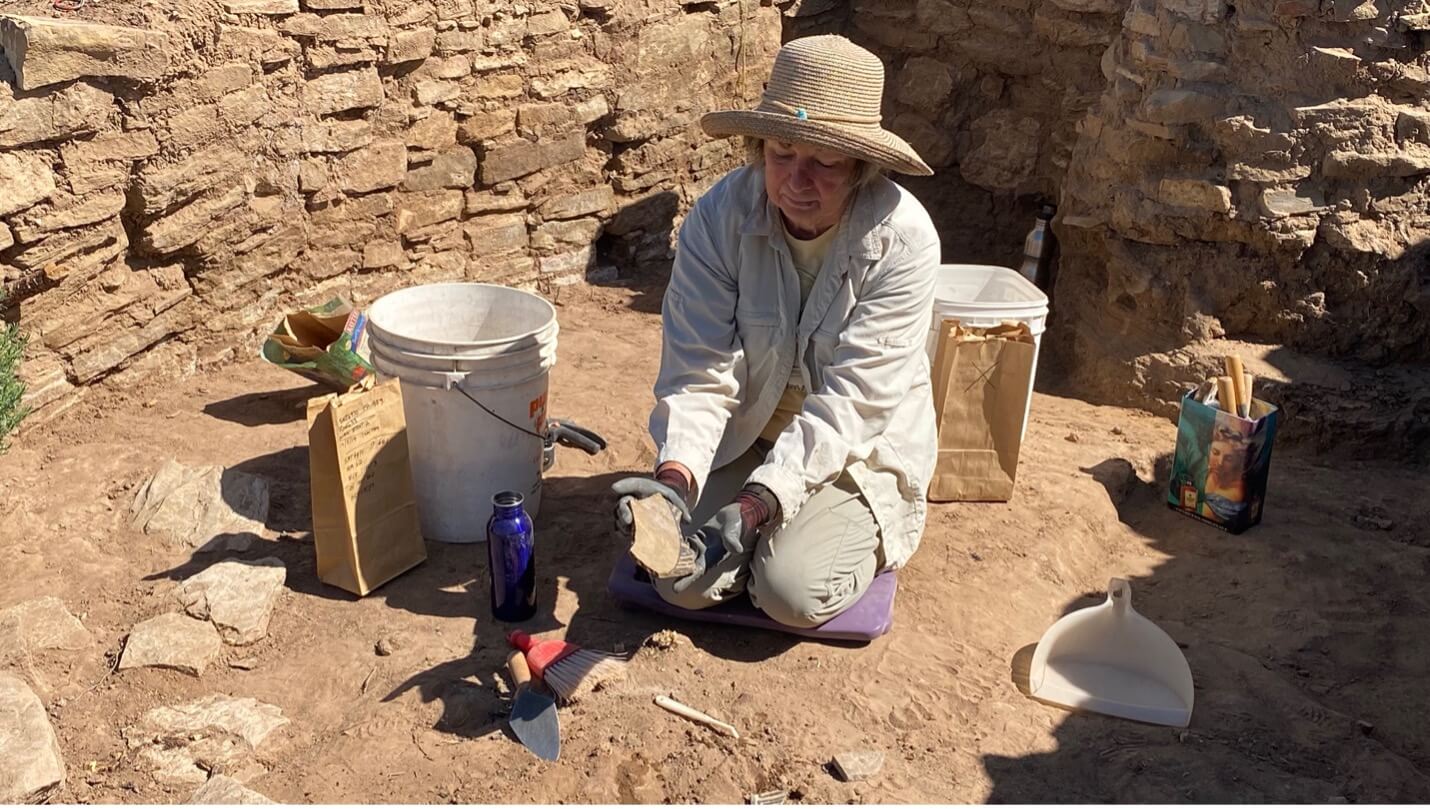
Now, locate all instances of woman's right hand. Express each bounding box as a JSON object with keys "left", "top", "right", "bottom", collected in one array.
[{"left": 611, "top": 470, "right": 693, "bottom": 535}]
